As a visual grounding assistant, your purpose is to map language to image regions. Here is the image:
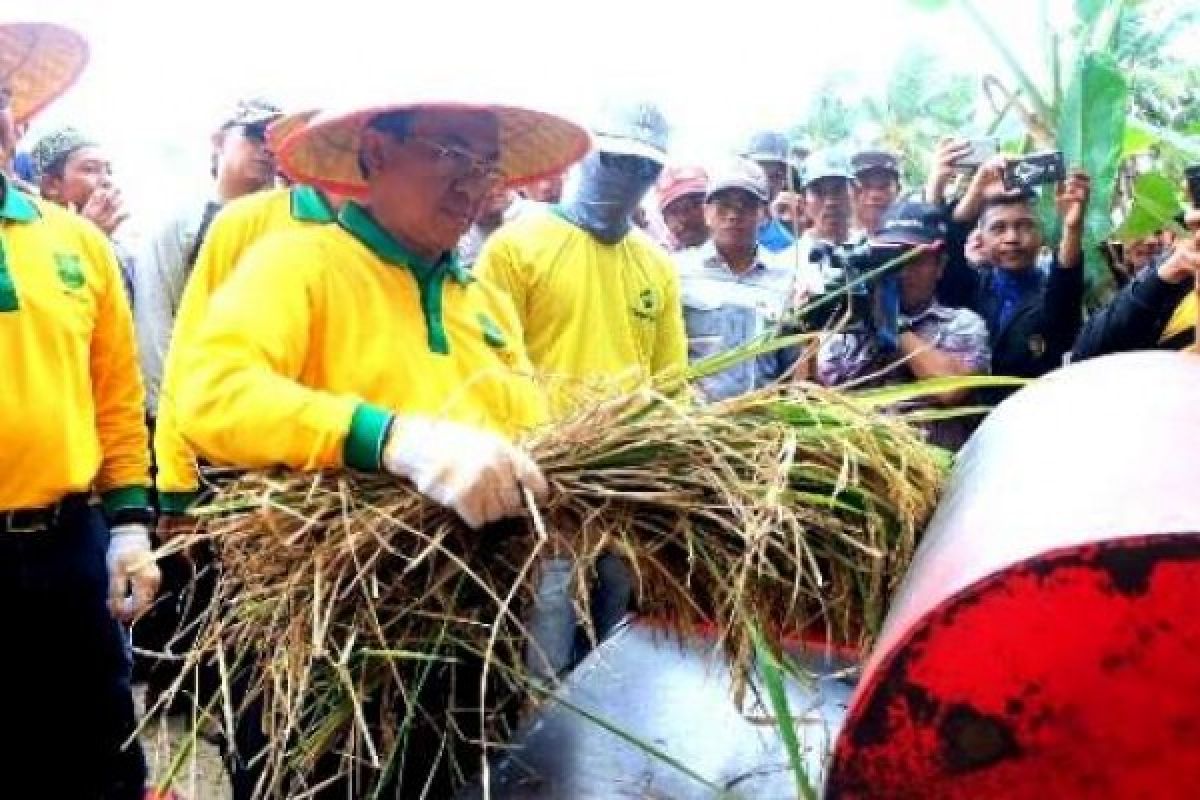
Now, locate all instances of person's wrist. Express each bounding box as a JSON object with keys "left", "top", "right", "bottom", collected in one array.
[{"left": 1157, "top": 251, "right": 1192, "bottom": 285}]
